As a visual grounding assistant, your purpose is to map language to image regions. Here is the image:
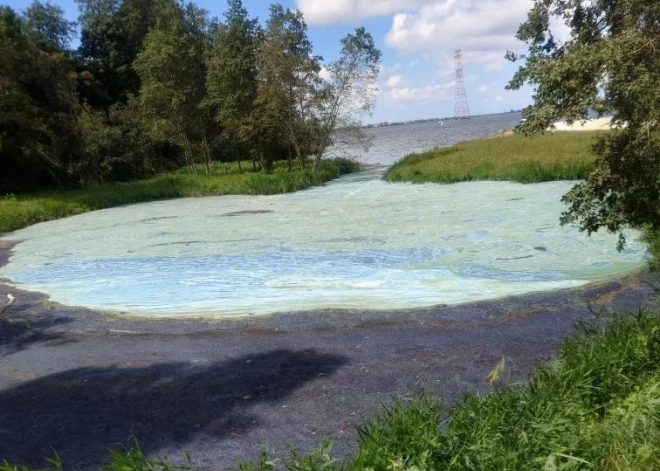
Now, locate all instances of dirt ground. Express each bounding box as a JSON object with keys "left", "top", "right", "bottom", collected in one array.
[{"left": 0, "top": 240, "right": 657, "bottom": 469}]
